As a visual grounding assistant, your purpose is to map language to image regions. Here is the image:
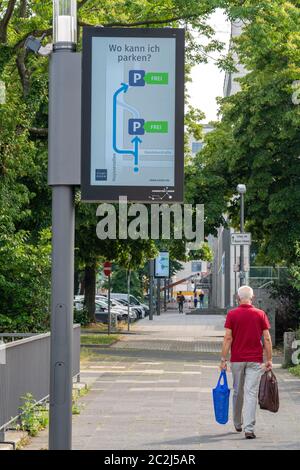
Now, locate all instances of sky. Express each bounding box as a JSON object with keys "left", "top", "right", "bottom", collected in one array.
[{"left": 187, "top": 10, "right": 231, "bottom": 123}]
